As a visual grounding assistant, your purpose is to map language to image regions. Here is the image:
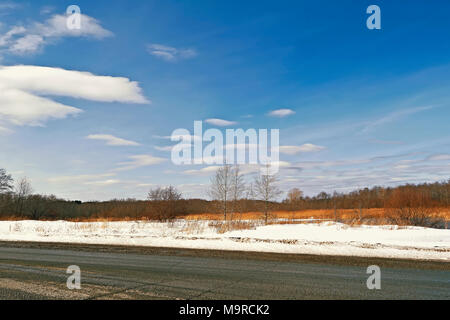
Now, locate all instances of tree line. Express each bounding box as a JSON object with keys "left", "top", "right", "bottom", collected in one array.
[{"left": 0, "top": 167, "right": 449, "bottom": 225}]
